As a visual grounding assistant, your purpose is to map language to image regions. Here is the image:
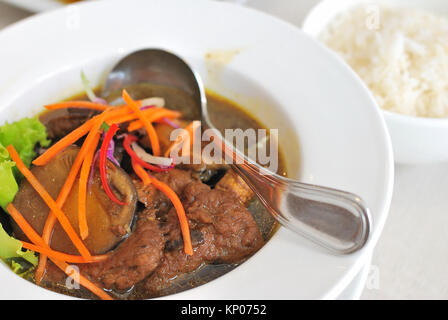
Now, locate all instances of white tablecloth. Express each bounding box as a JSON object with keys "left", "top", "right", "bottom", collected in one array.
[{"left": 0, "top": 0, "right": 447, "bottom": 300}]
